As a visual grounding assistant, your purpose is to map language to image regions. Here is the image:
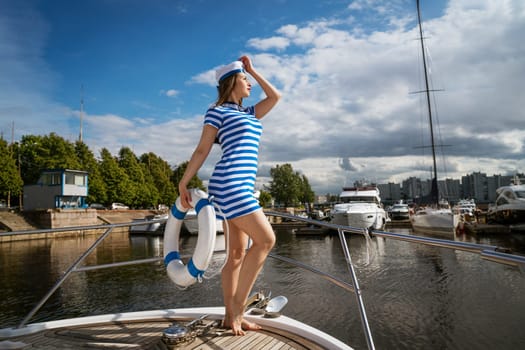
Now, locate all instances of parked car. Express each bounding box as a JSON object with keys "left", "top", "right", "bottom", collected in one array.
[
  {"left": 157, "top": 204, "right": 169, "bottom": 211},
  {"left": 89, "top": 203, "right": 106, "bottom": 210},
  {"left": 111, "top": 202, "right": 129, "bottom": 210}
]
